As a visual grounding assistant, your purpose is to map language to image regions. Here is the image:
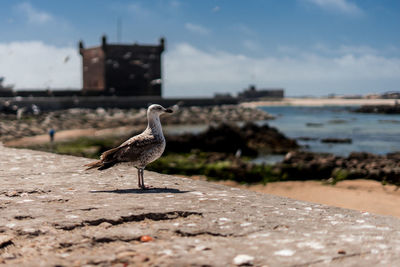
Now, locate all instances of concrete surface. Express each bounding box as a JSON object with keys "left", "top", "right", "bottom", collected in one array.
[{"left": 1, "top": 145, "right": 400, "bottom": 266}]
